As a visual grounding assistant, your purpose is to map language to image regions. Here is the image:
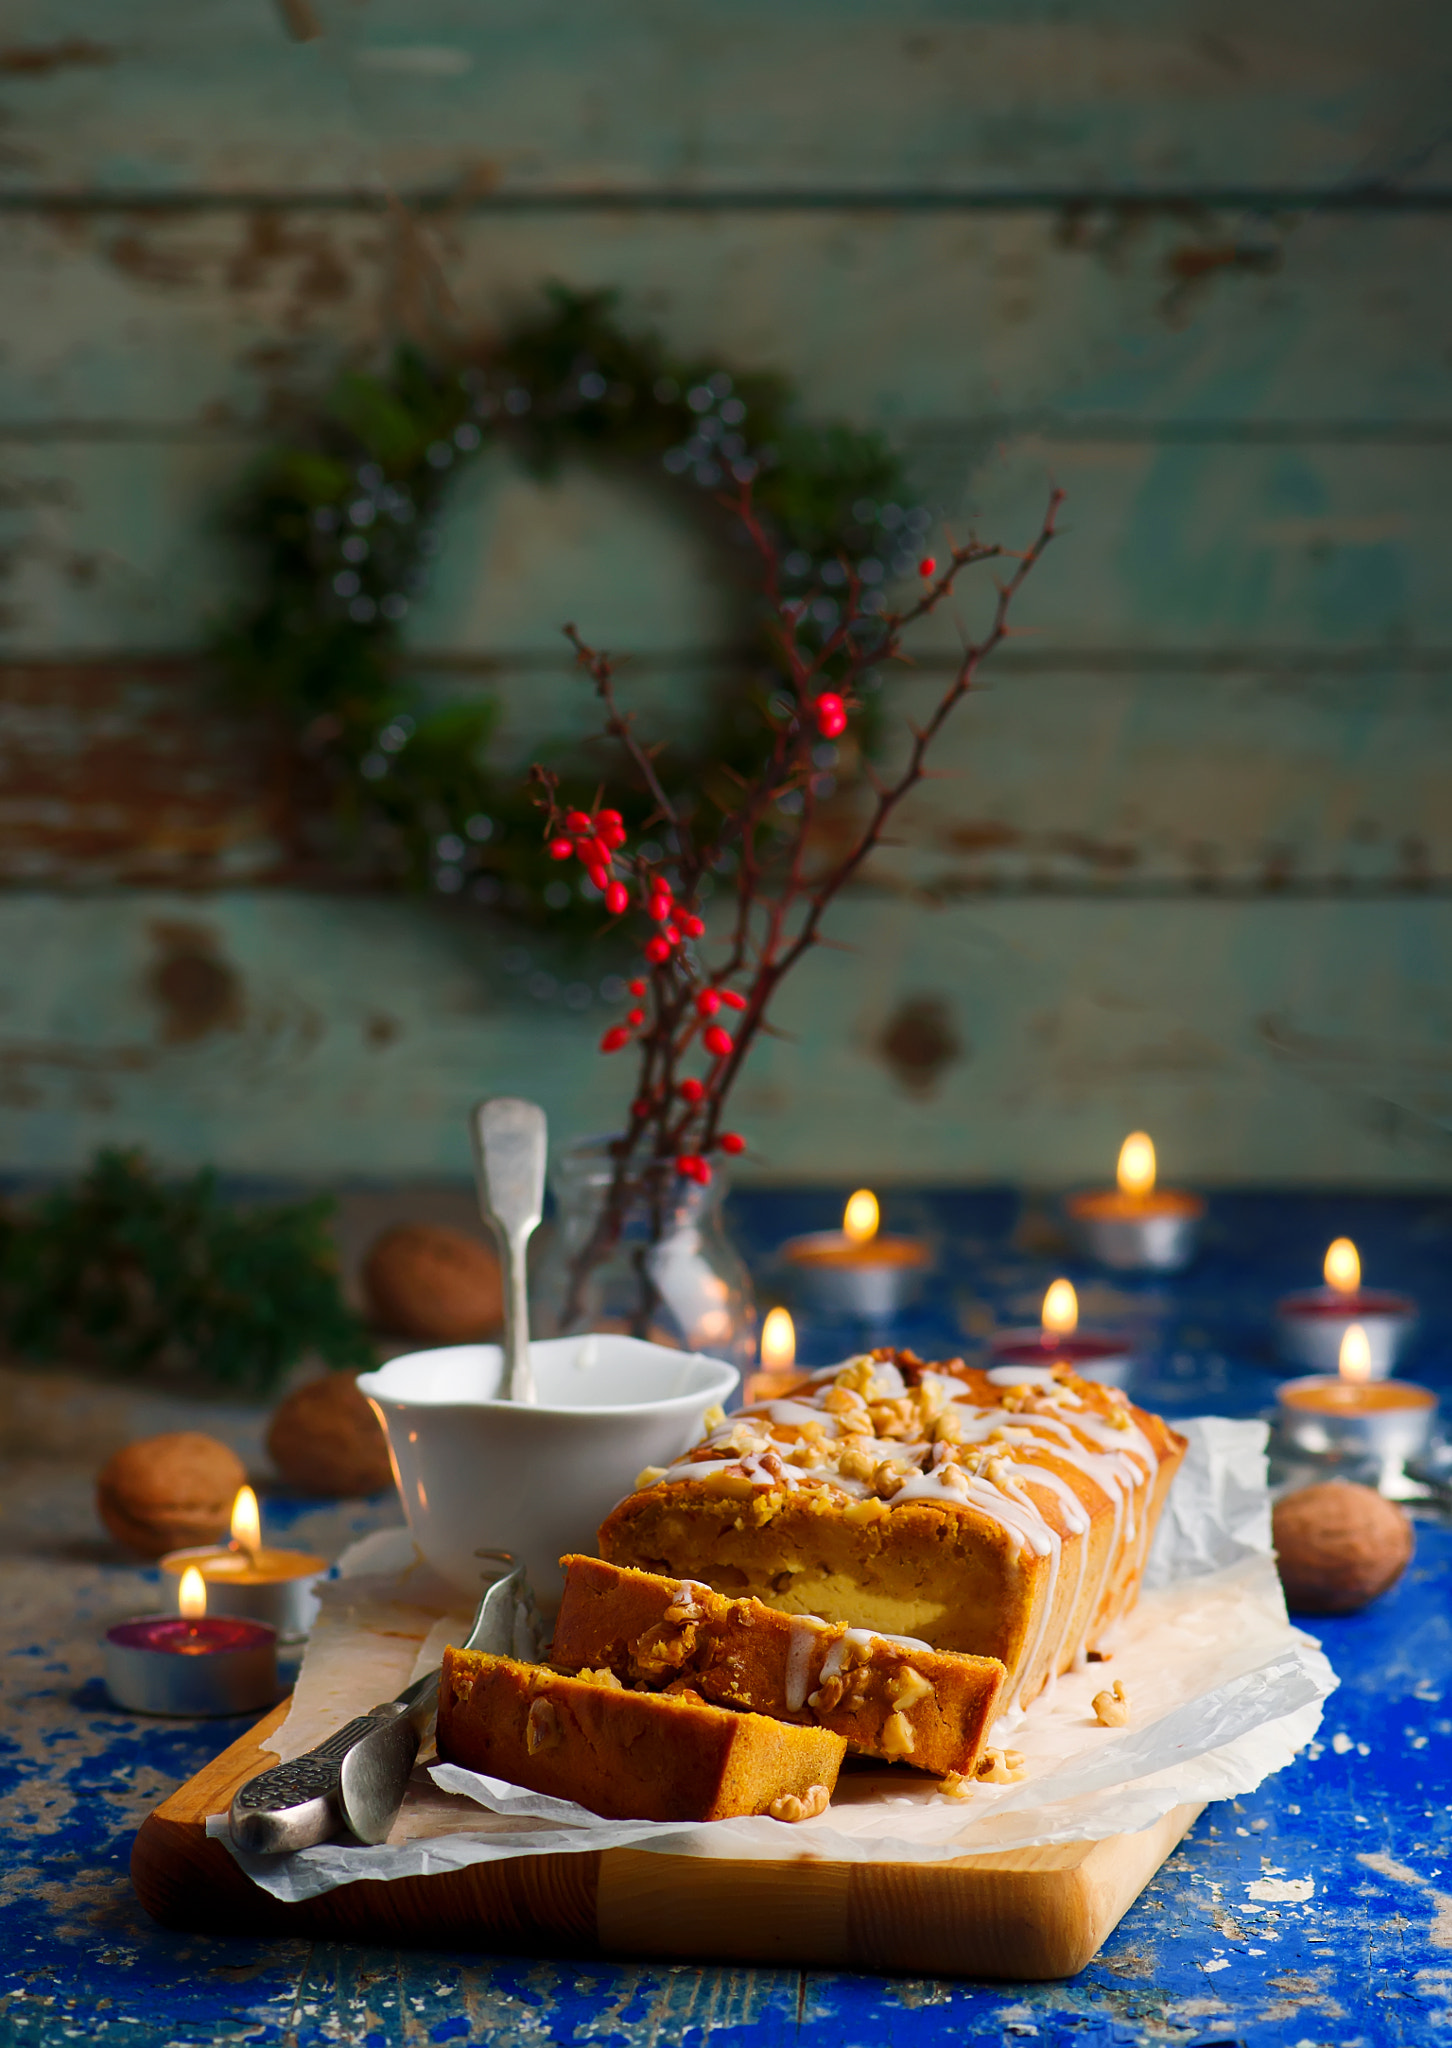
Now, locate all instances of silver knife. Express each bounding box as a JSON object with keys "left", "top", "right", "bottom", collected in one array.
[{"left": 229, "top": 1565, "right": 540, "bottom": 1855}]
